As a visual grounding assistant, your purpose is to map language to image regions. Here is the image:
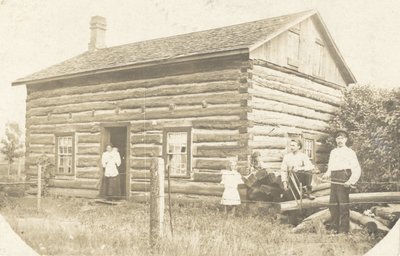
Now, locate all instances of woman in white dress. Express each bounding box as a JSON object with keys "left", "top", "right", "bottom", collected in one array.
[{"left": 99, "top": 145, "right": 121, "bottom": 200}]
